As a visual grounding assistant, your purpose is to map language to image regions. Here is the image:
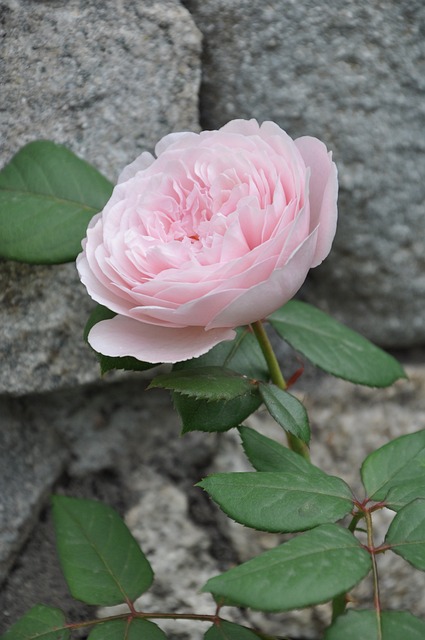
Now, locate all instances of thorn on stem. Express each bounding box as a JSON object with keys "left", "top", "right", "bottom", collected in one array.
[{"left": 286, "top": 363, "right": 305, "bottom": 388}]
